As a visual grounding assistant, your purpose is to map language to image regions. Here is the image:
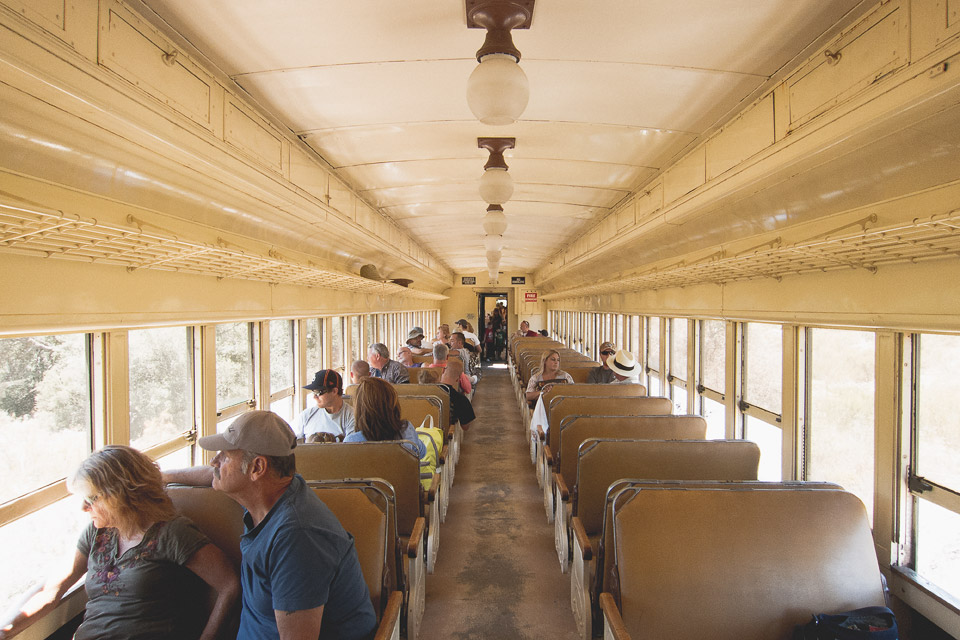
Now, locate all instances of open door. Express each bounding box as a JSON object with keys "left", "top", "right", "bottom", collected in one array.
[{"left": 478, "top": 292, "right": 509, "bottom": 362}]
